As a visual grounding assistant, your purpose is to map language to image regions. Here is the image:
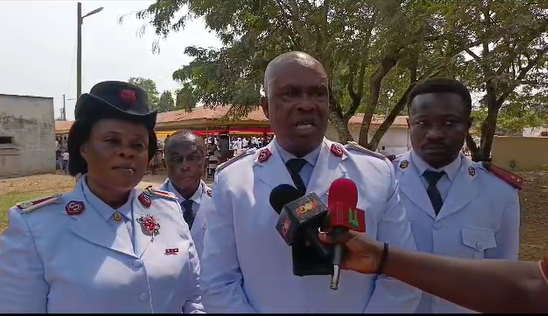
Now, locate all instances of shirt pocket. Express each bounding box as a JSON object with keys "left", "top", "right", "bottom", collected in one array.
[{"left": 461, "top": 226, "right": 497, "bottom": 259}]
